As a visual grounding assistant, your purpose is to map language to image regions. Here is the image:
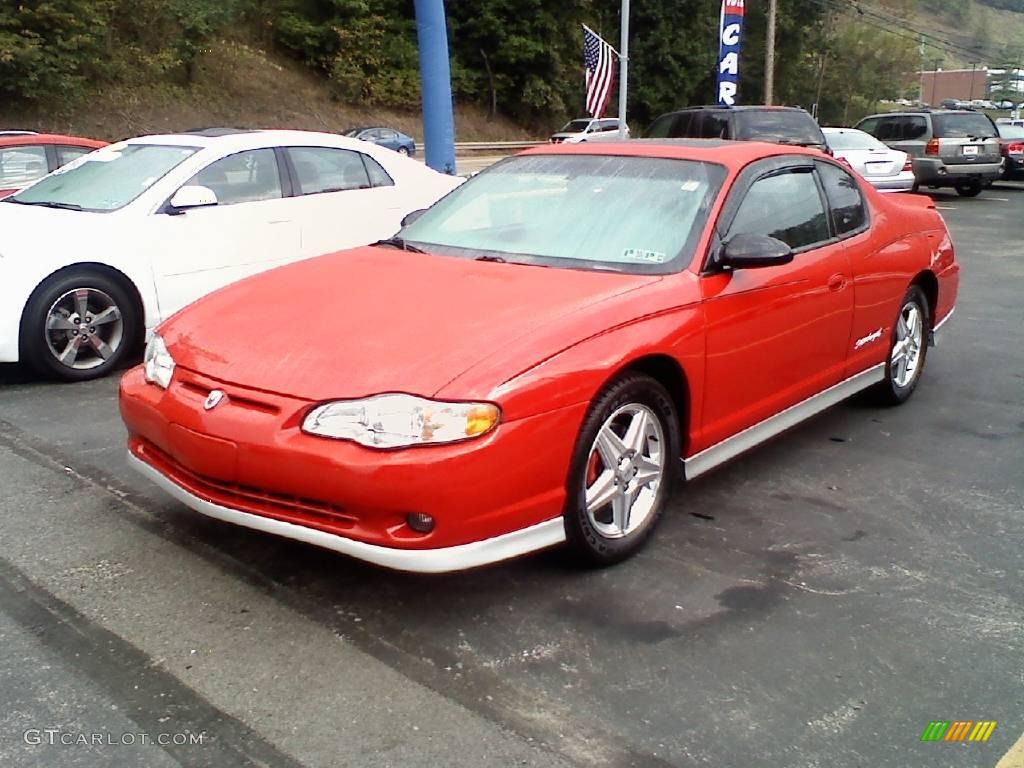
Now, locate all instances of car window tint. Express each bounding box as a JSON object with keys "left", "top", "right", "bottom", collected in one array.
[
  {"left": 904, "top": 116, "right": 928, "bottom": 140},
  {"left": 857, "top": 117, "right": 880, "bottom": 137},
  {"left": 289, "top": 146, "right": 371, "bottom": 194},
  {"left": 644, "top": 112, "right": 692, "bottom": 138},
  {"left": 817, "top": 162, "right": 866, "bottom": 236},
  {"left": 0, "top": 145, "right": 48, "bottom": 187},
  {"left": 56, "top": 145, "right": 94, "bottom": 167},
  {"left": 699, "top": 113, "right": 729, "bottom": 139},
  {"left": 189, "top": 149, "right": 282, "bottom": 205},
  {"left": 734, "top": 111, "right": 823, "bottom": 144},
  {"left": 729, "top": 170, "right": 829, "bottom": 250},
  {"left": 874, "top": 117, "right": 901, "bottom": 142},
  {"left": 362, "top": 155, "right": 394, "bottom": 188},
  {"left": 932, "top": 113, "right": 997, "bottom": 139}
]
